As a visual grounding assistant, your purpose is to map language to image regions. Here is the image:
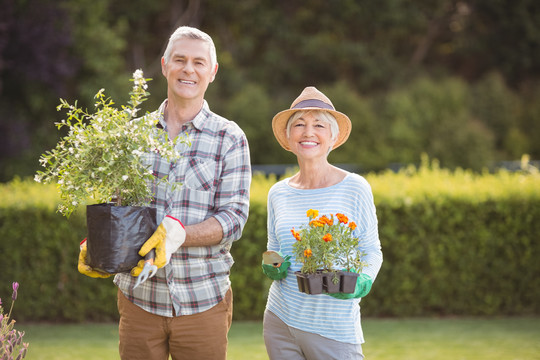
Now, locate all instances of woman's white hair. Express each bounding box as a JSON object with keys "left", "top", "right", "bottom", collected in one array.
[{"left": 162, "top": 26, "right": 217, "bottom": 69}]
